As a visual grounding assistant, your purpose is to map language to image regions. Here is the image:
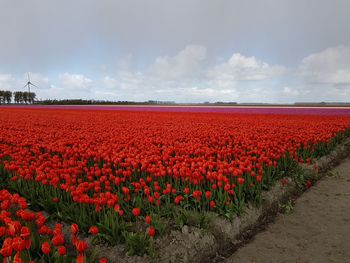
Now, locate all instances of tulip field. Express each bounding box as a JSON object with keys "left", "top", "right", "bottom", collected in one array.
[{"left": 0, "top": 106, "right": 350, "bottom": 262}]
